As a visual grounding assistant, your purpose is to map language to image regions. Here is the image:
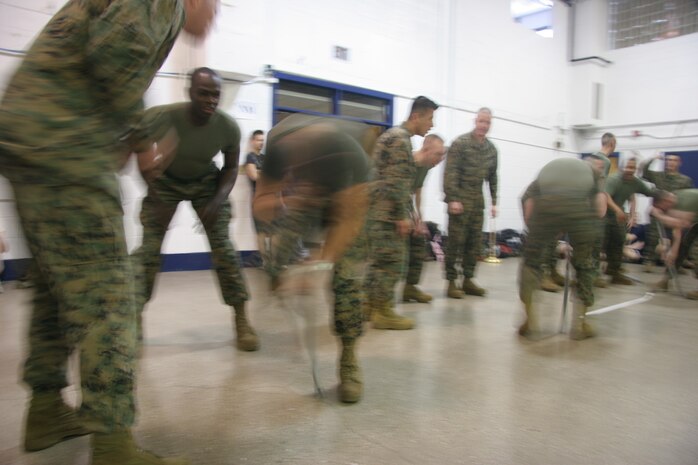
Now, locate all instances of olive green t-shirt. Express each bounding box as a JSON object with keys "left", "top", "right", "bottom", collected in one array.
[
  {"left": 264, "top": 114, "right": 370, "bottom": 193},
  {"left": 139, "top": 103, "right": 240, "bottom": 180},
  {"left": 605, "top": 173, "right": 654, "bottom": 209},
  {"left": 413, "top": 166, "right": 430, "bottom": 192},
  {"left": 538, "top": 158, "right": 596, "bottom": 196},
  {"left": 675, "top": 189, "right": 698, "bottom": 217}
]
